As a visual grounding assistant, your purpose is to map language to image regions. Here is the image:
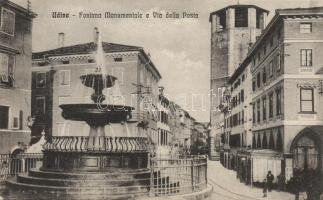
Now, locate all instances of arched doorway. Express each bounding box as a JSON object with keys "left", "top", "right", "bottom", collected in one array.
[
  {"left": 290, "top": 127, "right": 323, "bottom": 199},
  {"left": 291, "top": 128, "right": 322, "bottom": 172}
]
